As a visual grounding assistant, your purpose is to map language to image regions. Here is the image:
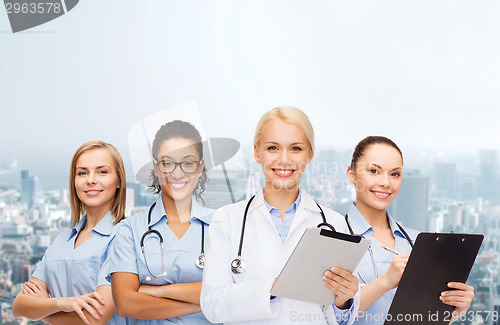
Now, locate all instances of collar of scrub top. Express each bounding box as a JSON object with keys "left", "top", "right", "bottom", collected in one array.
[
  {"left": 346, "top": 203, "right": 412, "bottom": 243},
  {"left": 147, "top": 196, "right": 211, "bottom": 228},
  {"left": 346, "top": 203, "right": 413, "bottom": 284},
  {"left": 143, "top": 195, "right": 210, "bottom": 278},
  {"left": 67, "top": 211, "right": 114, "bottom": 241}
]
